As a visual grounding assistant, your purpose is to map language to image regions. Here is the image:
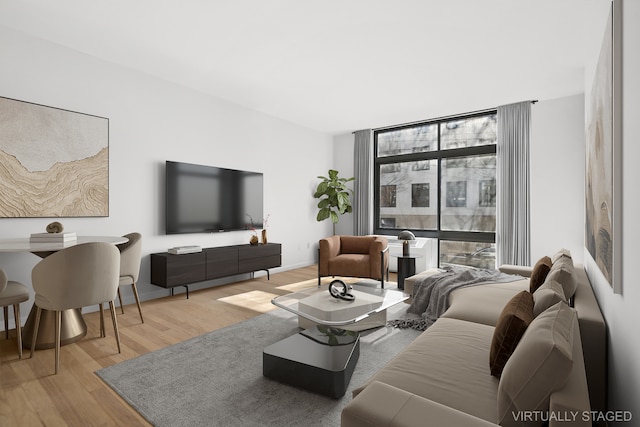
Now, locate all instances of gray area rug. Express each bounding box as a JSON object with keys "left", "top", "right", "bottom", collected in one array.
[{"left": 96, "top": 302, "right": 420, "bottom": 427}]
